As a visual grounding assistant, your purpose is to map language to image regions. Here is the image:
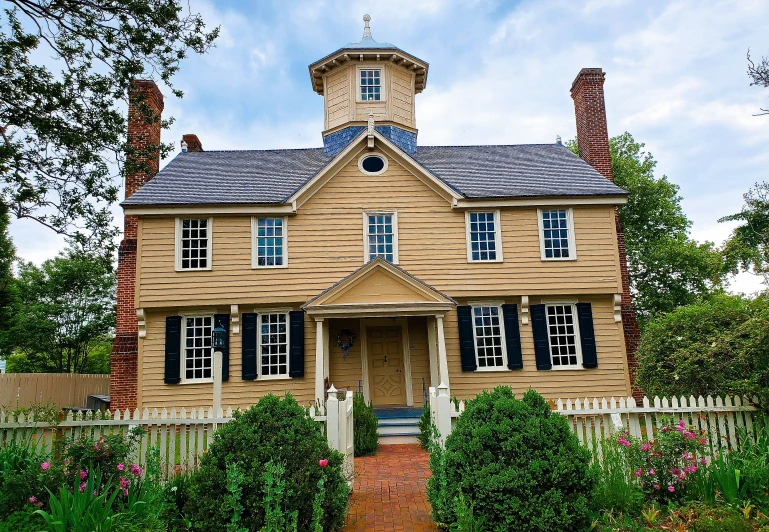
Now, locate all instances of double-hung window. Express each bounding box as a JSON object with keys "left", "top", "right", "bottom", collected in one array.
[
  {"left": 471, "top": 304, "right": 507, "bottom": 369},
  {"left": 538, "top": 208, "right": 576, "bottom": 260},
  {"left": 364, "top": 212, "right": 398, "bottom": 263},
  {"left": 182, "top": 315, "right": 213, "bottom": 381},
  {"left": 360, "top": 69, "right": 381, "bottom": 101},
  {"left": 259, "top": 312, "right": 289, "bottom": 378},
  {"left": 466, "top": 211, "right": 502, "bottom": 262},
  {"left": 252, "top": 217, "right": 287, "bottom": 268},
  {"left": 175, "top": 218, "right": 213, "bottom": 271},
  {"left": 546, "top": 303, "right": 582, "bottom": 368}
]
